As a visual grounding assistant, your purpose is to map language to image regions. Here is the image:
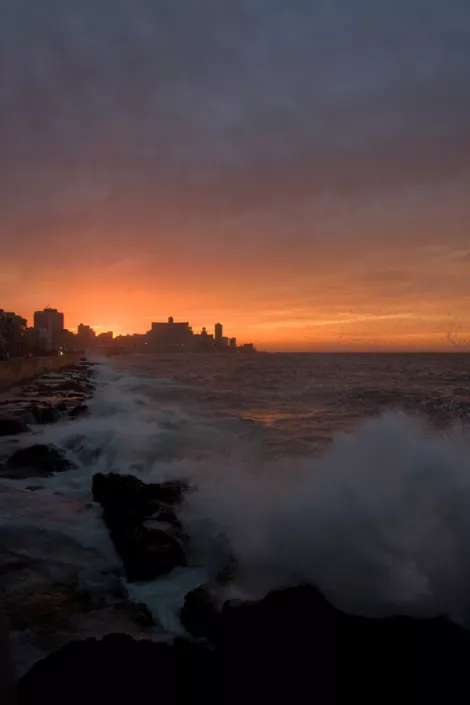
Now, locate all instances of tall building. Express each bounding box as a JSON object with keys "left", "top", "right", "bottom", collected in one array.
[
  {"left": 215, "top": 322, "right": 223, "bottom": 344},
  {"left": 229, "top": 337, "right": 237, "bottom": 350},
  {"left": 33, "top": 308, "right": 64, "bottom": 351},
  {"left": 77, "top": 324, "right": 96, "bottom": 348}
]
